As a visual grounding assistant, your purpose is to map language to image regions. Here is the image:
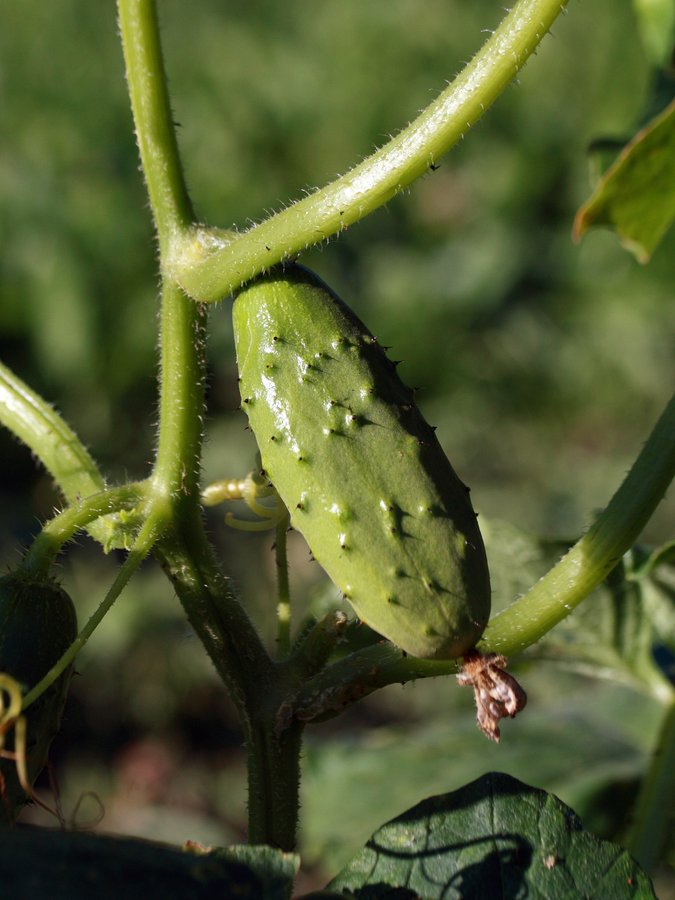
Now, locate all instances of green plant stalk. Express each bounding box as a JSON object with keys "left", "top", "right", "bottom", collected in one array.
[
  {"left": 119, "top": 0, "right": 269, "bottom": 670},
  {"left": 155, "top": 510, "right": 272, "bottom": 712},
  {"left": 173, "top": 0, "right": 569, "bottom": 303},
  {"left": 117, "top": 0, "right": 193, "bottom": 253},
  {"left": 118, "top": 0, "right": 200, "bottom": 500},
  {"left": 117, "top": 0, "right": 264, "bottom": 652},
  {"left": 149, "top": 223, "right": 298, "bottom": 852},
  {"left": 0, "top": 360, "right": 126, "bottom": 548},
  {"left": 0, "top": 360, "right": 104, "bottom": 500},
  {"left": 289, "top": 394, "right": 675, "bottom": 714},
  {"left": 154, "top": 513, "right": 301, "bottom": 850},
  {"left": 118, "top": 0, "right": 304, "bottom": 849},
  {"left": 627, "top": 694, "right": 675, "bottom": 873},
  {"left": 21, "top": 484, "right": 147, "bottom": 579},
  {"left": 21, "top": 511, "right": 163, "bottom": 712},
  {"left": 151, "top": 281, "right": 207, "bottom": 503},
  {"left": 247, "top": 718, "right": 304, "bottom": 850}
]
